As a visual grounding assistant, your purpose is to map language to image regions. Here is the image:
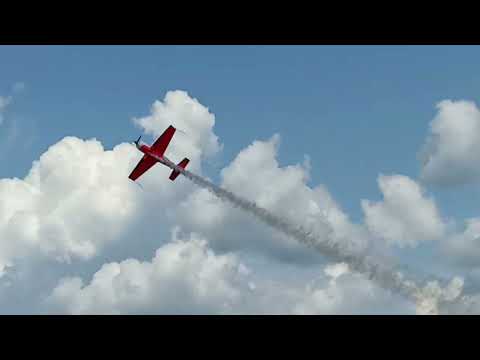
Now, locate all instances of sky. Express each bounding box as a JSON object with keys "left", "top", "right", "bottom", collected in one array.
[{"left": 1, "top": 45, "right": 480, "bottom": 314}]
